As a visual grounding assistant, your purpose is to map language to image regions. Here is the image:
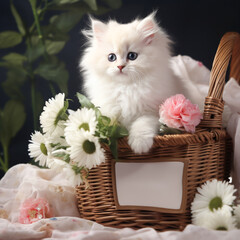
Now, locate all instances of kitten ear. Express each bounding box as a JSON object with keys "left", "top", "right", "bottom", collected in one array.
[
  {"left": 137, "top": 12, "right": 159, "bottom": 45},
  {"left": 91, "top": 18, "right": 107, "bottom": 41}
]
